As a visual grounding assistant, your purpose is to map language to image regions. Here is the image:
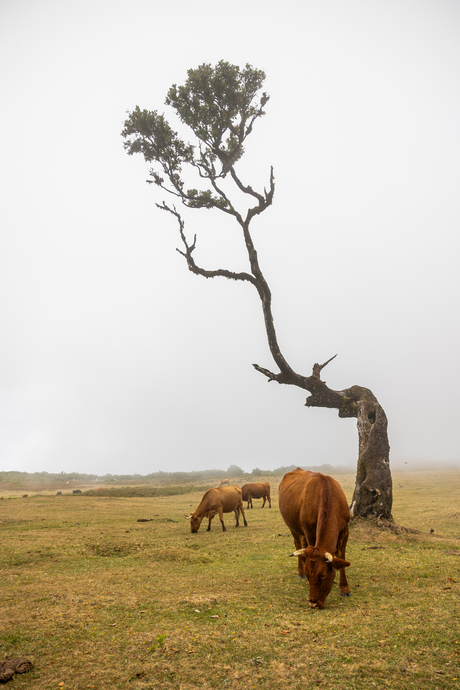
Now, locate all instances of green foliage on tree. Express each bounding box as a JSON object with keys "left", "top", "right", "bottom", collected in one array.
[{"left": 122, "top": 60, "right": 273, "bottom": 224}]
